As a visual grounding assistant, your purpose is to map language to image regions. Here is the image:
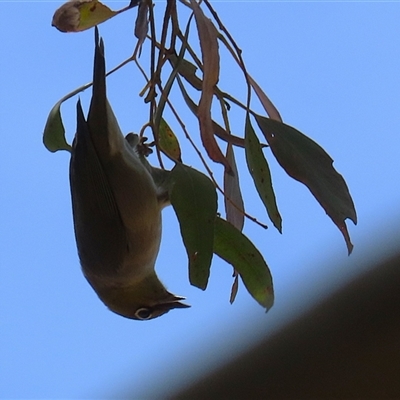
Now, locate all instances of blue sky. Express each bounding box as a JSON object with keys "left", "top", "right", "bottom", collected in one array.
[{"left": 1, "top": 1, "right": 400, "bottom": 398}]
